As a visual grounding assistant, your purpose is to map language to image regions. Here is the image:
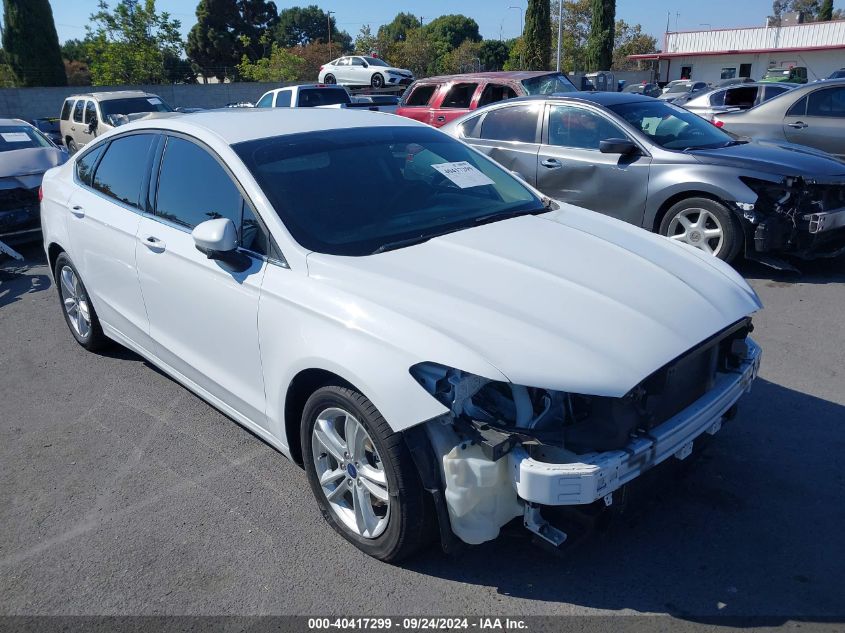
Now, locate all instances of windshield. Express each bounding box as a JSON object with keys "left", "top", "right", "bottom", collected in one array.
[
  {"left": 364, "top": 57, "right": 390, "bottom": 67},
  {"left": 666, "top": 83, "right": 690, "bottom": 94},
  {"left": 33, "top": 118, "right": 60, "bottom": 132},
  {"left": 234, "top": 126, "right": 543, "bottom": 256},
  {"left": 99, "top": 96, "right": 173, "bottom": 117},
  {"left": 521, "top": 73, "right": 577, "bottom": 95},
  {"left": 0, "top": 125, "right": 53, "bottom": 152},
  {"left": 764, "top": 69, "right": 790, "bottom": 79},
  {"left": 608, "top": 100, "right": 733, "bottom": 150},
  {"left": 299, "top": 88, "right": 349, "bottom": 106},
  {"left": 623, "top": 85, "right": 644, "bottom": 93}
]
